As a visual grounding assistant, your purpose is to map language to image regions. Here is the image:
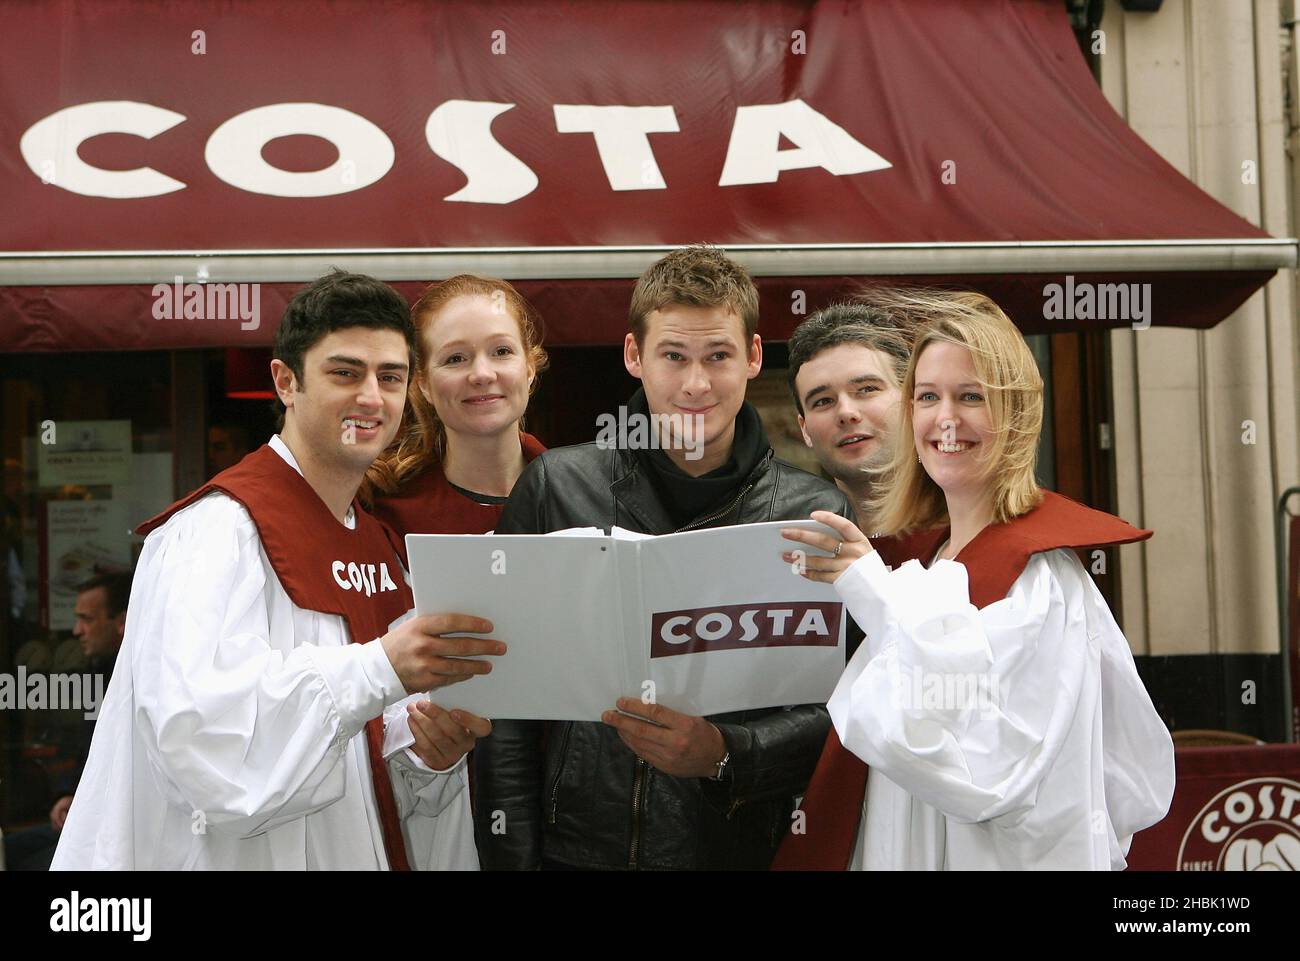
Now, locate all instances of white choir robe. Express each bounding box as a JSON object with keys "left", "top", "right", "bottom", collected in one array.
[
  {"left": 52, "top": 438, "right": 477, "bottom": 870},
  {"left": 830, "top": 548, "right": 1175, "bottom": 870}
]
